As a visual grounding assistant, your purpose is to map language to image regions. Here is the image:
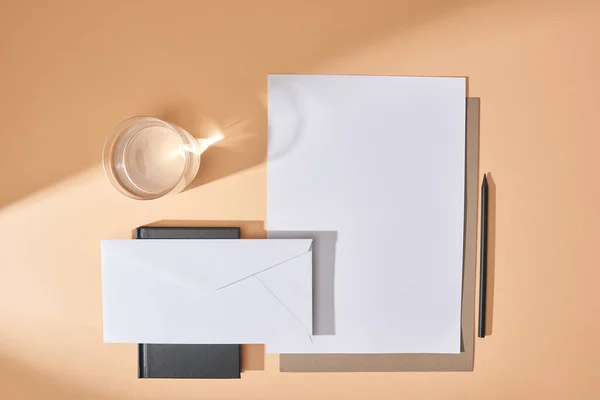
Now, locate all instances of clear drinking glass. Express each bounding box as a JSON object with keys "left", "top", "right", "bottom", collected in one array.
[{"left": 102, "top": 116, "right": 201, "bottom": 200}]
